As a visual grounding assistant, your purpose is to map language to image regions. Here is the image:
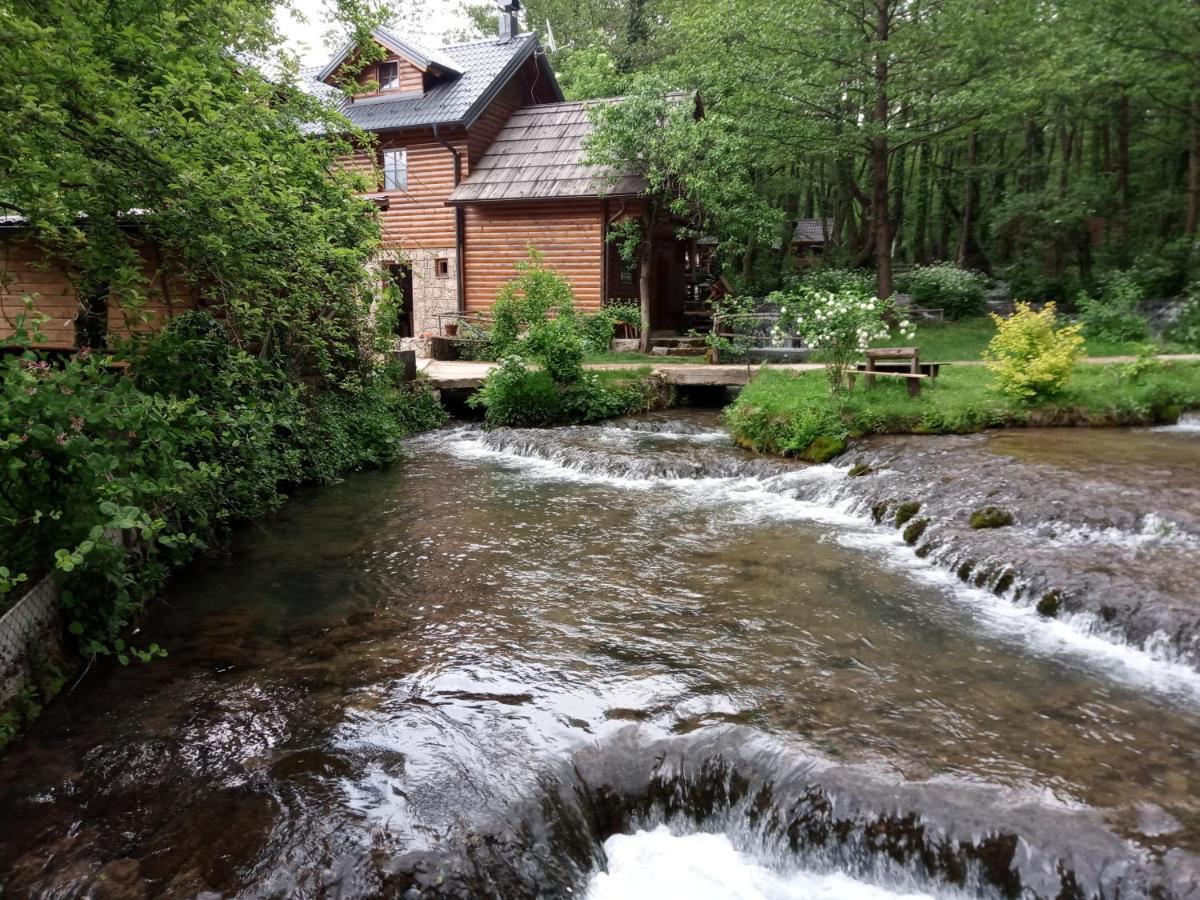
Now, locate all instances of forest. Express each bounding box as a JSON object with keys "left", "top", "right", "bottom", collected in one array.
[{"left": 450, "top": 0, "right": 1200, "bottom": 307}]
